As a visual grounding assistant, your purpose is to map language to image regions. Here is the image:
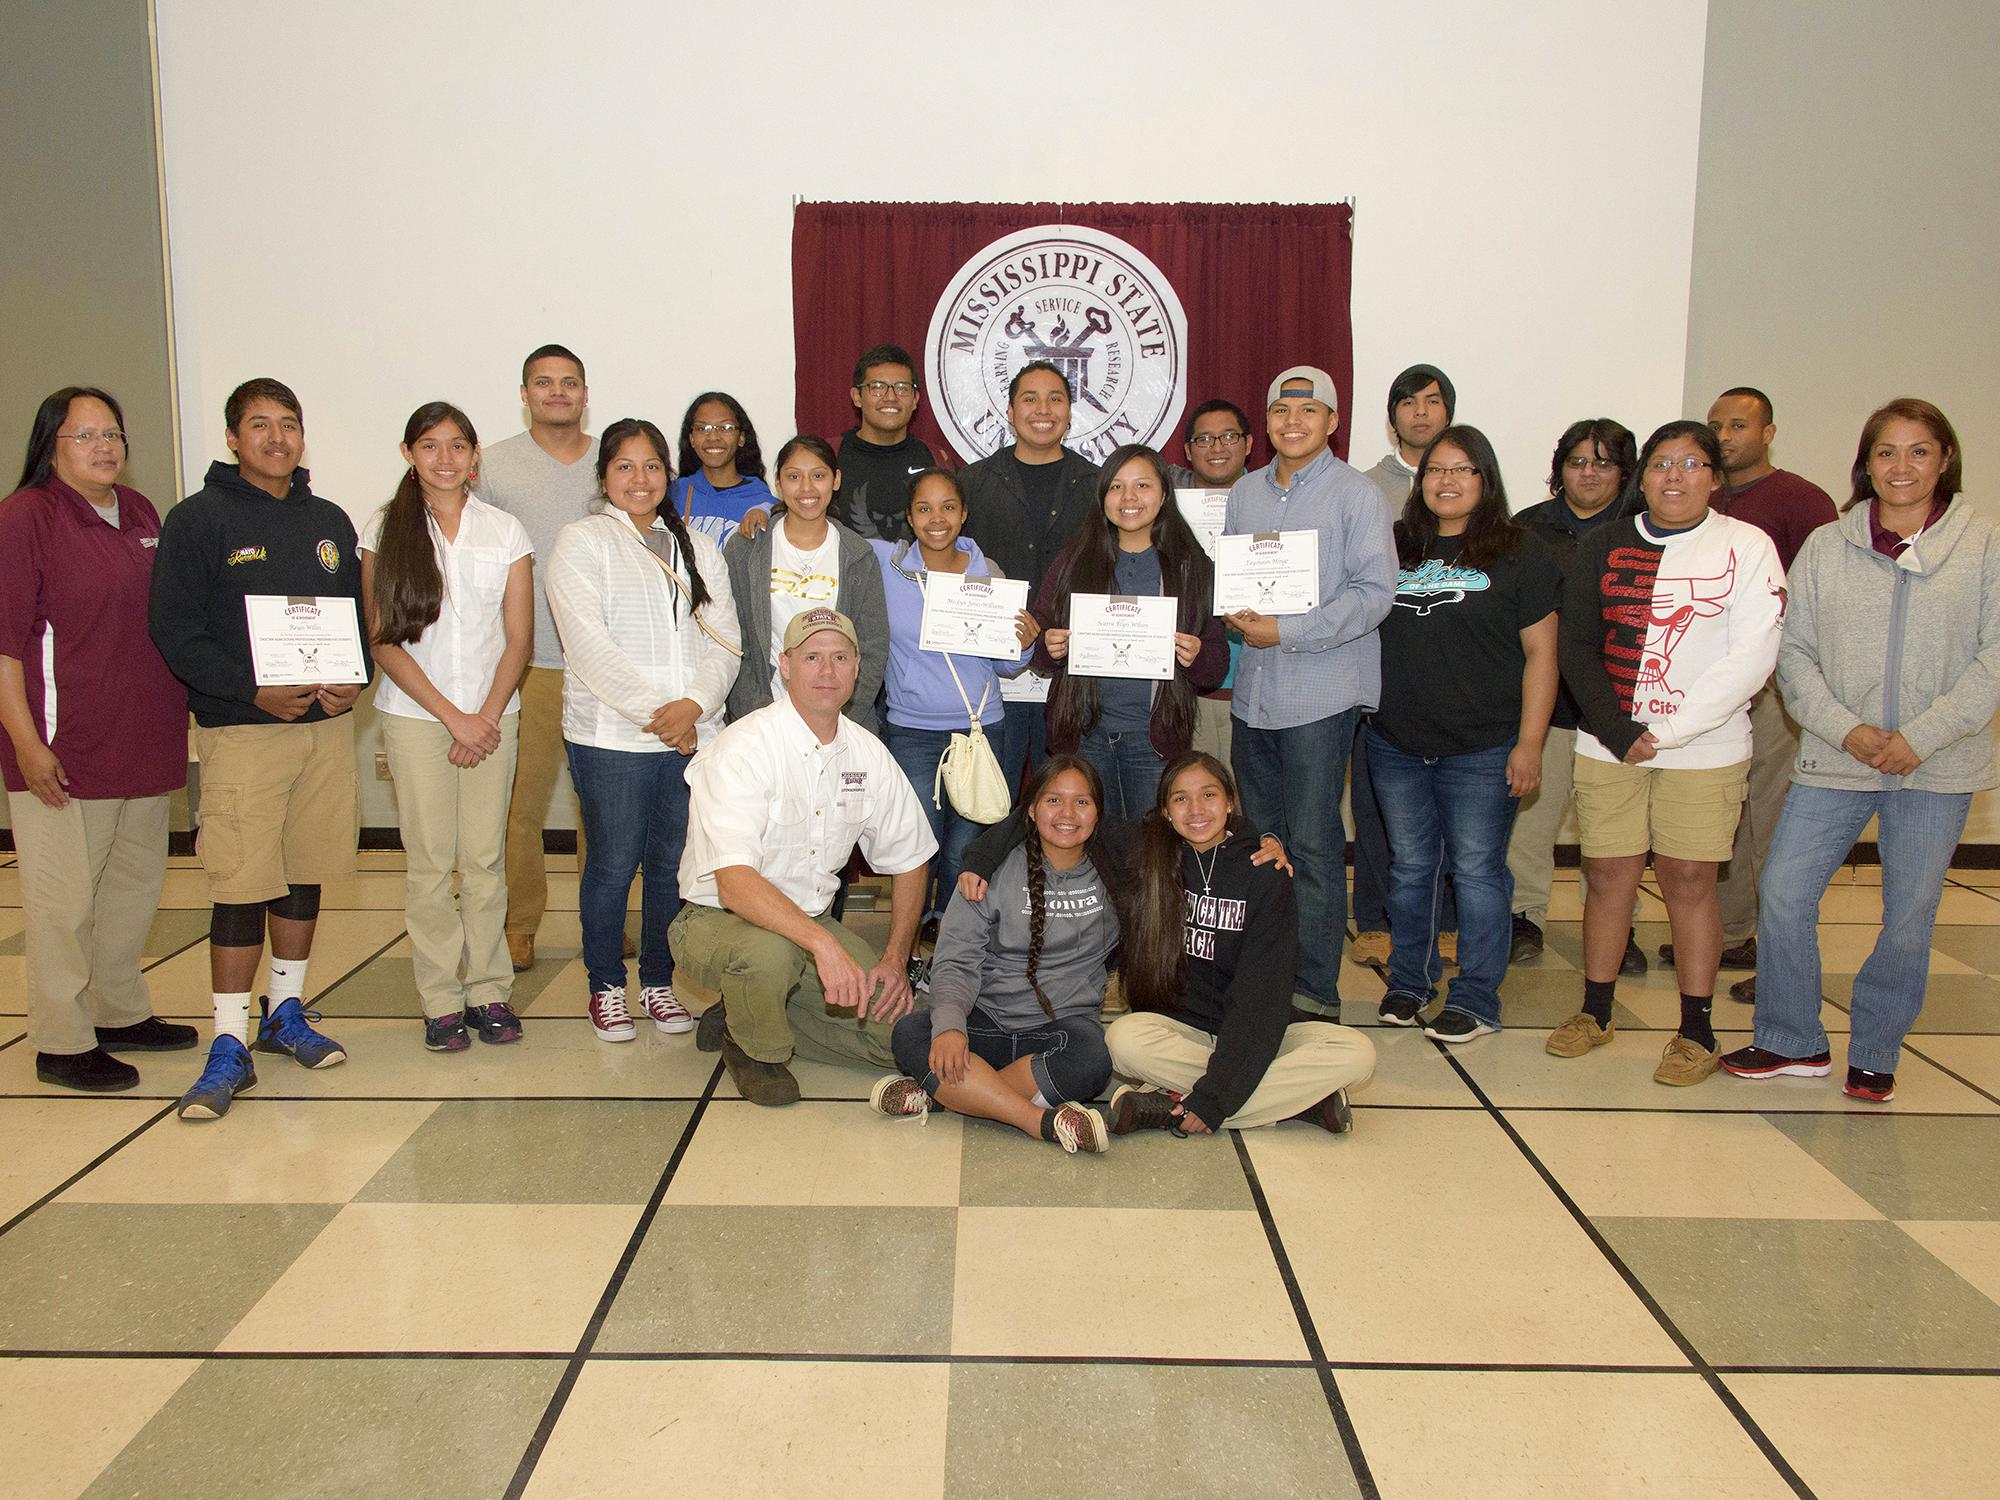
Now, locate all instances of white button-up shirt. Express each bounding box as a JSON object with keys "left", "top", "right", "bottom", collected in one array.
[
  {"left": 679, "top": 696, "right": 938, "bottom": 916},
  {"left": 358, "top": 495, "right": 534, "bottom": 720}
]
